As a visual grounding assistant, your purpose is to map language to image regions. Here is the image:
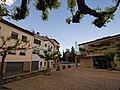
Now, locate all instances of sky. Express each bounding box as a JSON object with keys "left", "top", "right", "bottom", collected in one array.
[{"left": 3, "top": 0, "right": 120, "bottom": 53}]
